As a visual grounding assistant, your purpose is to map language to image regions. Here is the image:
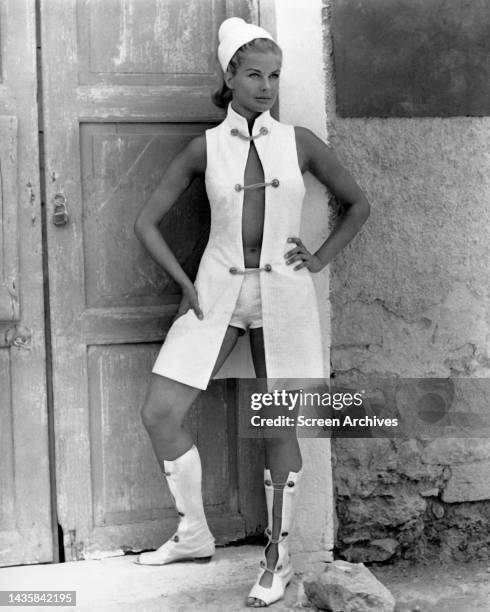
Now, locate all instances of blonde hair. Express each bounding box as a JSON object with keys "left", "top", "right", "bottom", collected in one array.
[{"left": 211, "top": 38, "right": 282, "bottom": 109}]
